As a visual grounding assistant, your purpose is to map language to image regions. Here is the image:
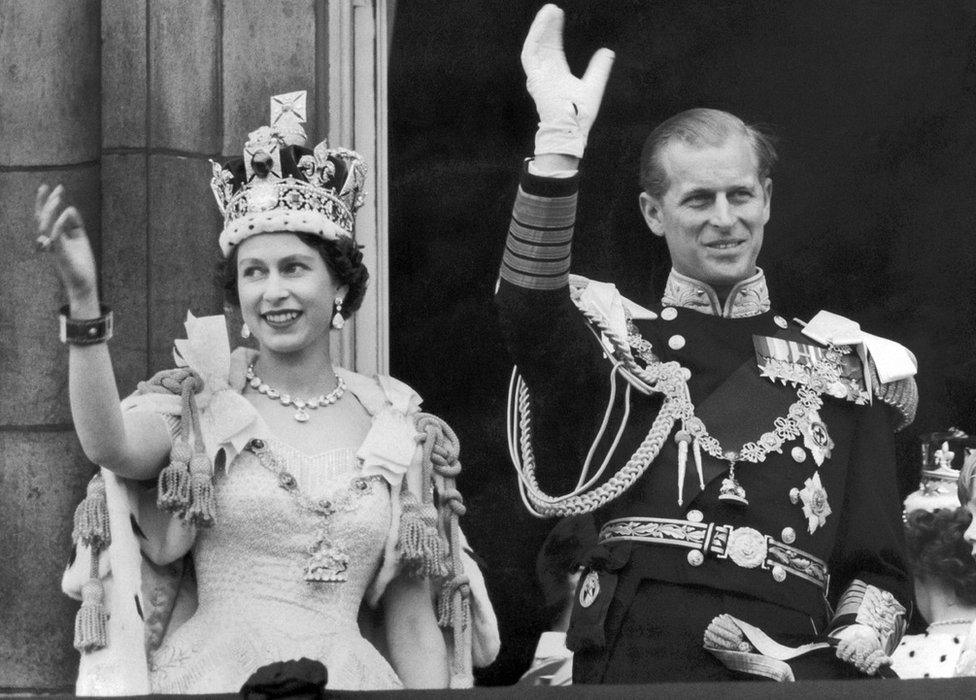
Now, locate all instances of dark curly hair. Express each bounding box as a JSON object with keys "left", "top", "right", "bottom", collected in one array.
[
  {"left": 216, "top": 232, "right": 369, "bottom": 318},
  {"left": 904, "top": 507, "right": 976, "bottom": 606}
]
